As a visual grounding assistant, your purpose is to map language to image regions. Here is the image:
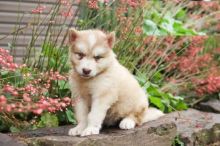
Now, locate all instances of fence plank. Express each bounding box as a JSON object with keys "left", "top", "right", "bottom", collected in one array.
[
  {"left": 0, "top": 35, "right": 67, "bottom": 48},
  {"left": 0, "top": 0, "right": 78, "bottom": 63},
  {"left": 0, "top": 24, "right": 69, "bottom": 36},
  {"left": 0, "top": 1, "right": 78, "bottom": 14}
]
